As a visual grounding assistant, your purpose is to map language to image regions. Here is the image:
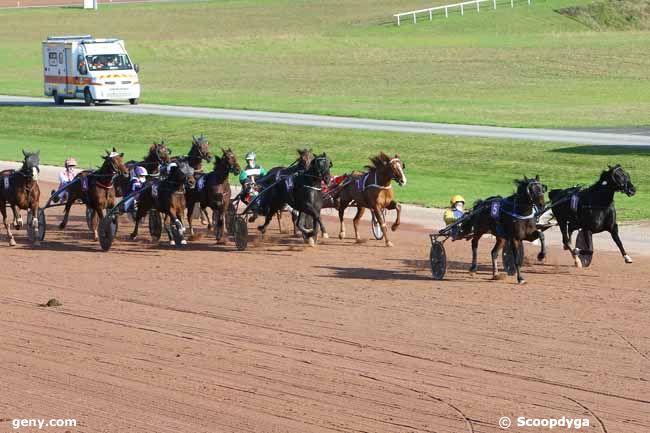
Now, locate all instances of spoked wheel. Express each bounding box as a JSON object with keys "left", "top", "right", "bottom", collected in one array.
[
  {"left": 233, "top": 216, "right": 248, "bottom": 251},
  {"left": 430, "top": 241, "right": 447, "bottom": 280},
  {"left": 575, "top": 230, "right": 593, "bottom": 267},
  {"left": 148, "top": 210, "right": 162, "bottom": 241},
  {"left": 371, "top": 209, "right": 387, "bottom": 240},
  {"left": 99, "top": 214, "right": 118, "bottom": 251},
  {"left": 37, "top": 208, "right": 46, "bottom": 241},
  {"left": 86, "top": 207, "right": 94, "bottom": 230},
  {"left": 503, "top": 243, "right": 525, "bottom": 276},
  {"left": 226, "top": 201, "right": 236, "bottom": 236}
]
